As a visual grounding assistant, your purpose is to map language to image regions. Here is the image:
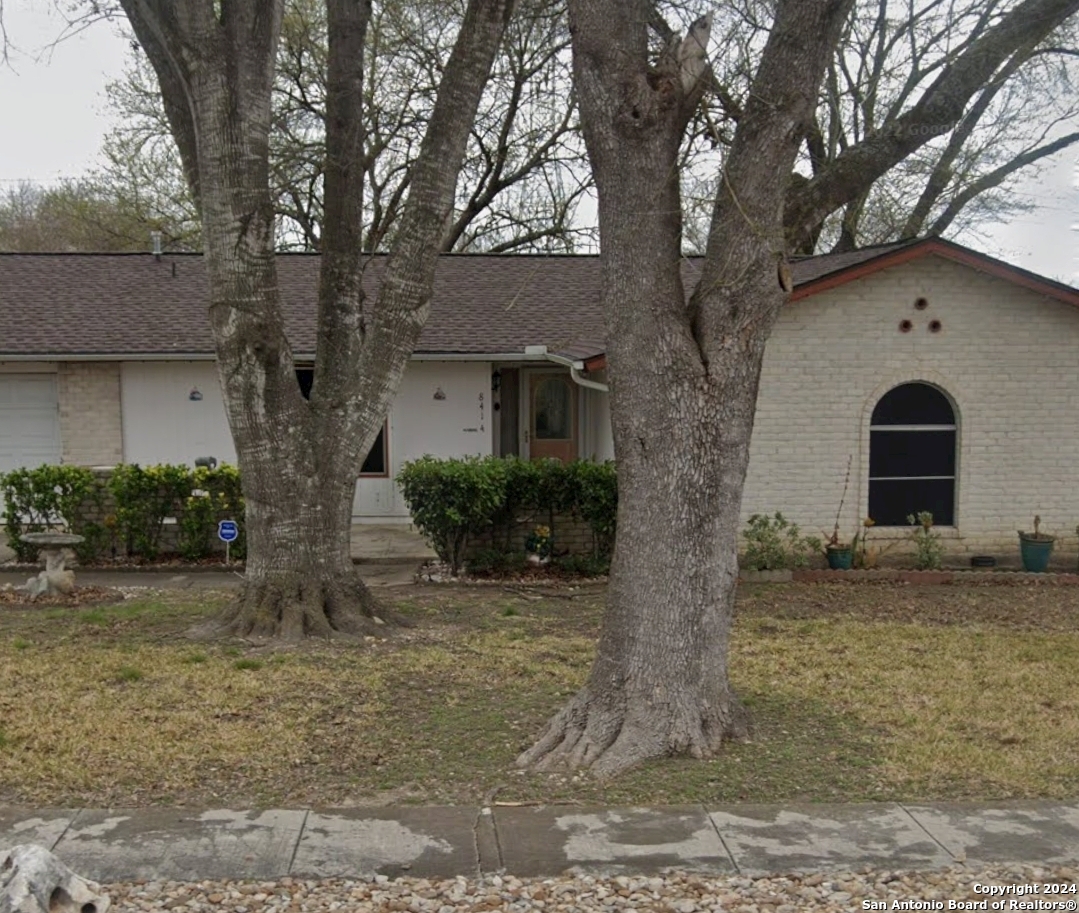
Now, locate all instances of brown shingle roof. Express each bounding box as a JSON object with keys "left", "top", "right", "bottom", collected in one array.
[
  {"left": 3, "top": 238, "right": 1072, "bottom": 360},
  {"left": 0, "top": 252, "right": 608, "bottom": 359}
]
